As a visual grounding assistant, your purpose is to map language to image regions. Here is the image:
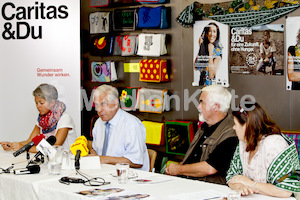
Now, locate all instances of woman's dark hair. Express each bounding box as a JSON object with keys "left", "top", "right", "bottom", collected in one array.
[
  {"left": 199, "top": 22, "right": 220, "bottom": 56},
  {"left": 232, "top": 102, "right": 281, "bottom": 152}
]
